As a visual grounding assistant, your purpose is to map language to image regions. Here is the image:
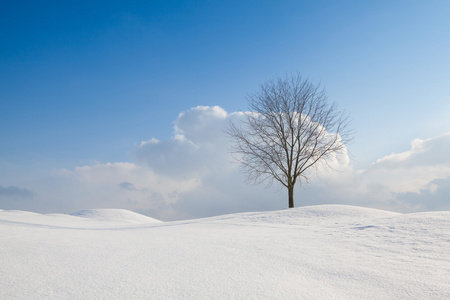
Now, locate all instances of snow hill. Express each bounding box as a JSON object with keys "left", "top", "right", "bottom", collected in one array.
[
  {"left": 1, "top": 205, "right": 449, "bottom": 299},
  {"left": 70, "top": 208, "right": 162, "bottom": 224}
]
